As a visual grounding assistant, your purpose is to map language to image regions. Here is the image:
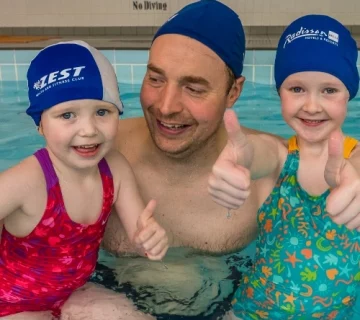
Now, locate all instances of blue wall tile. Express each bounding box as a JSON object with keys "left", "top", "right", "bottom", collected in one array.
[
  {"left": 253, "top": 50, "right": 276, "bottom": 65},
  {"left": 244, "top": 50, "right": 254, "bottom": 65},
  {"left": 0, "top": 49, "right": 359, "bottom": 85},
  {"left": 0, "top": 50, "right": 15, "bottom": 64},
  {"left": 100, "top": 50, "right": 115, "bottom": 64},
  {"left": 242, "top": 65, "right": 254, "bottom": 82},
  {"left": 116, "top": 65, "right": 132, "bottom": 83},
  {"left": 1, "top": 65, "right": 17, "bottom": 81},
  {"left": 15, "top": 50, "right": 39, "bottom": 64},
  {"left": 132, "top": 65, "right": 147, "bottom": 83},
  {"left": 16, "top": 65, "right": 30, "bottom": 81},
  {"left": 115, "top": 50, "right": 149, "bottom": 64},
  {"left": 254, "top": 66, "right": 273, "bottom": 84}
]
